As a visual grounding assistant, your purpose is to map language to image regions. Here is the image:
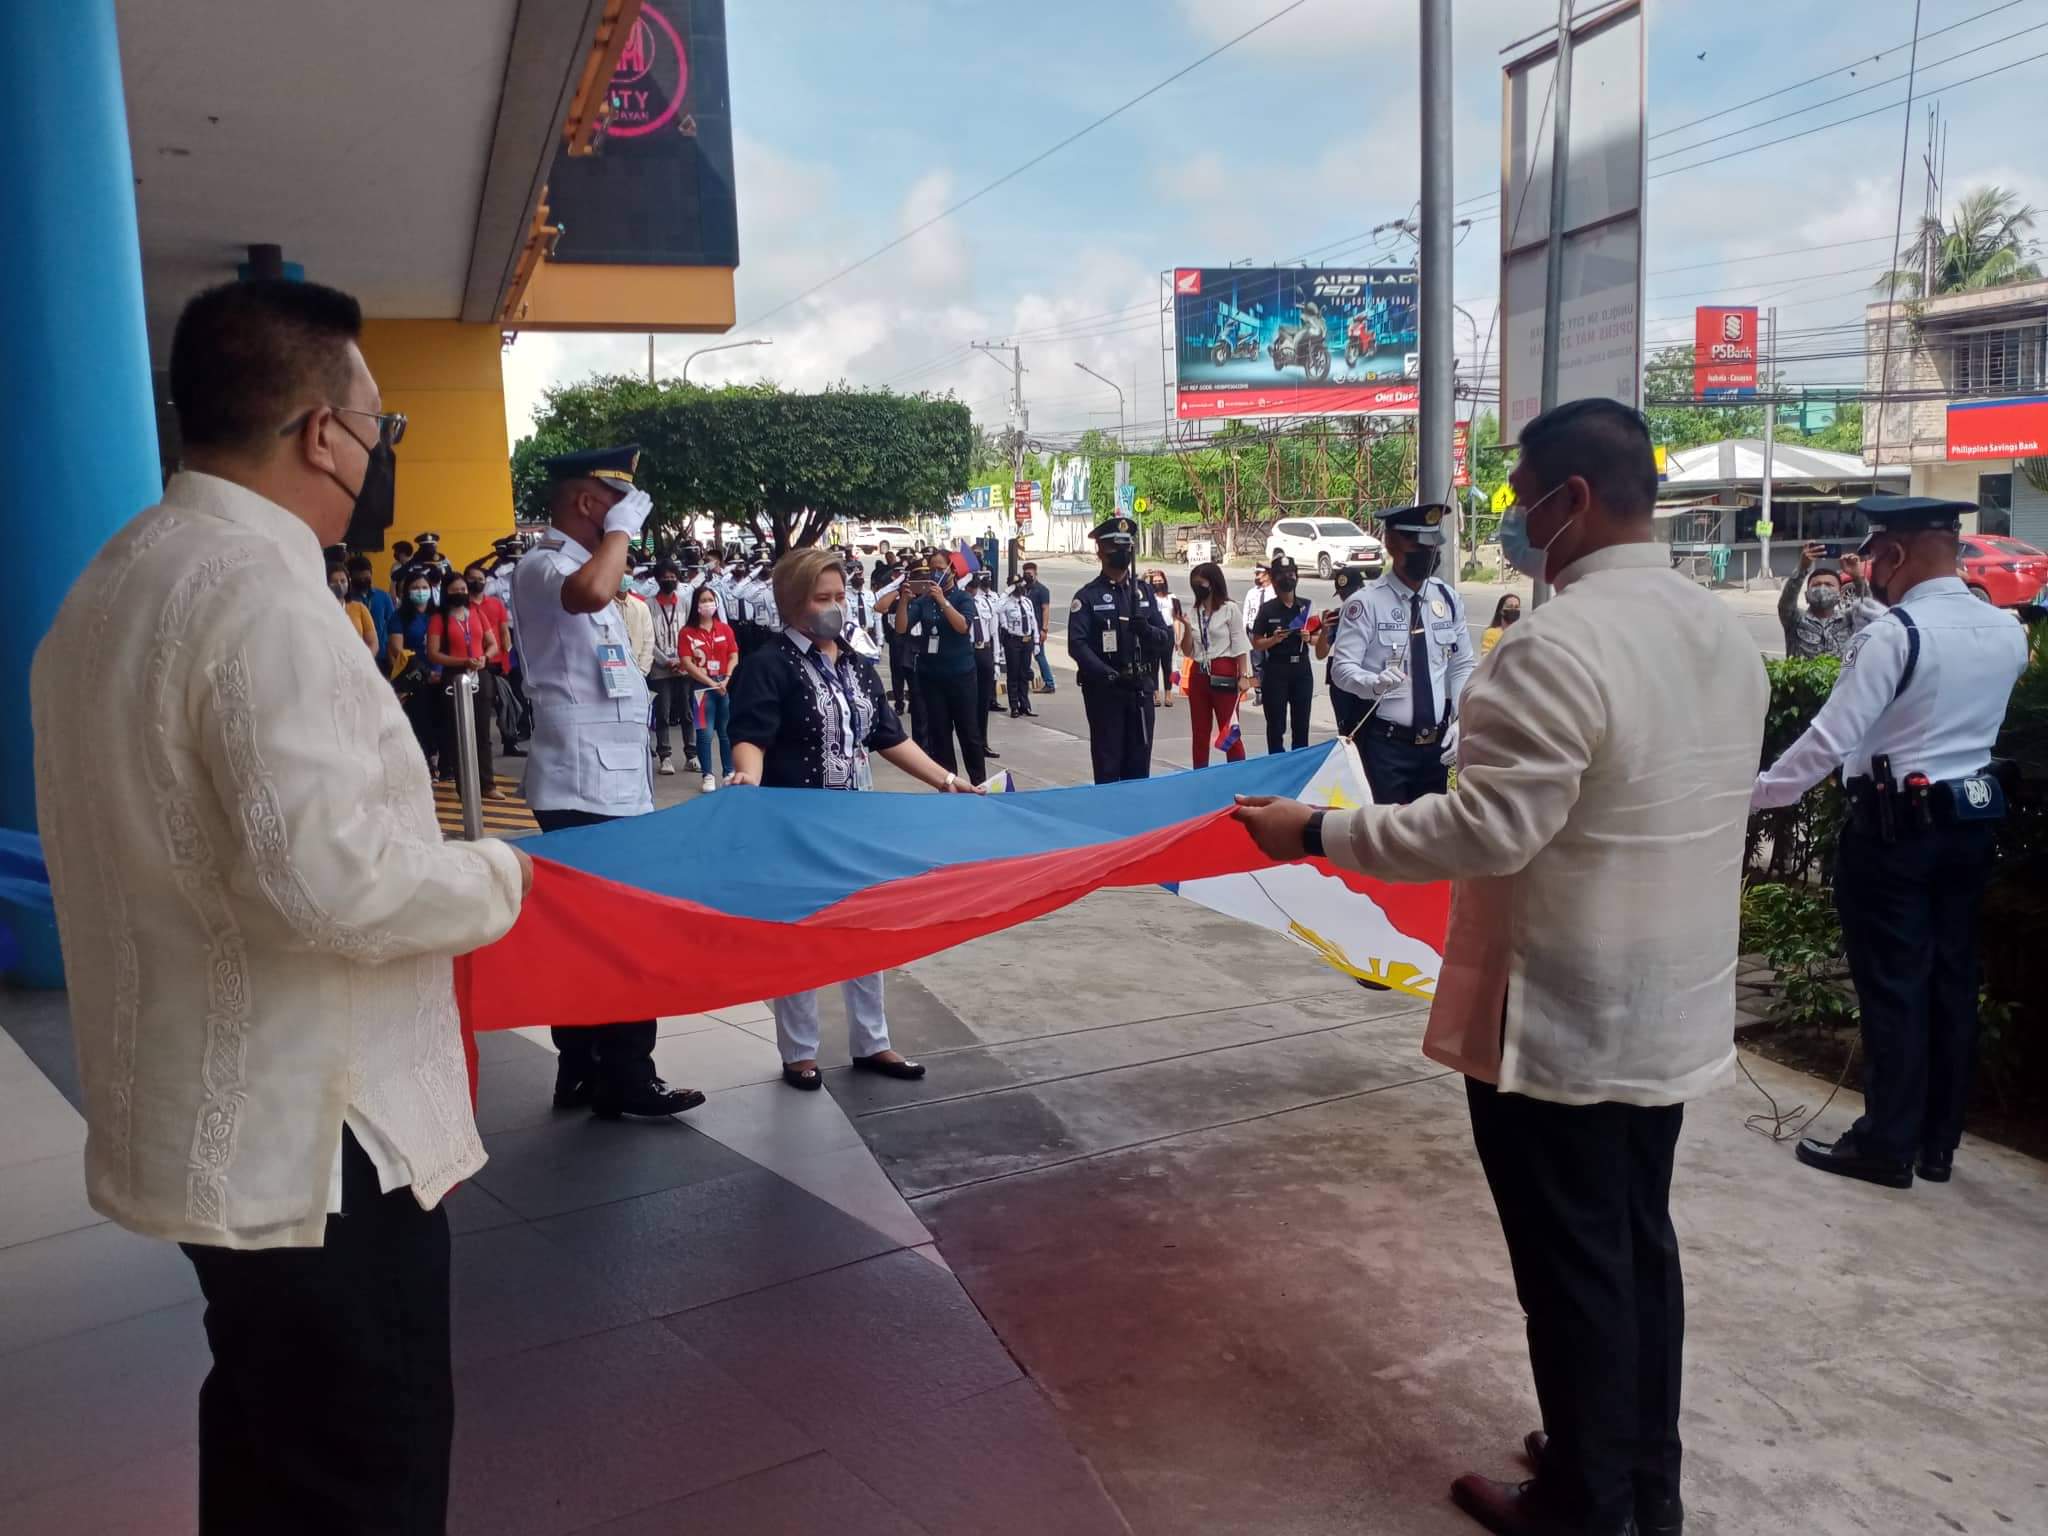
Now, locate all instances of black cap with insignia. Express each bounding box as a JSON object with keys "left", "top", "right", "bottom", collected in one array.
[
  {"left": 541, "top": 443, "right": 643, "bottom": 495},
  {"left": 1851, "top": 493, "right": 1972, "bottom": 554},
  {"left": 1332, "top": 566, "right": 1367, "bottom": 598},
  {"left": 1088, "top": 514, "right": 1139, "bottom": 543},
  {"left": 1376, "top": 502, "right": 1452, "bottom": 547}
]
